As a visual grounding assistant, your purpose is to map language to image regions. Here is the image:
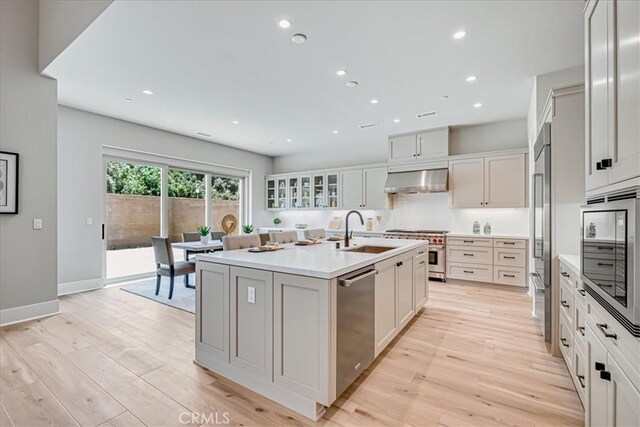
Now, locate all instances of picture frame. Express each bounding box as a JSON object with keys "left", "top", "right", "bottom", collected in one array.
[{"left": 0, "top": 151, "right": 19, "bottom": 214}]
